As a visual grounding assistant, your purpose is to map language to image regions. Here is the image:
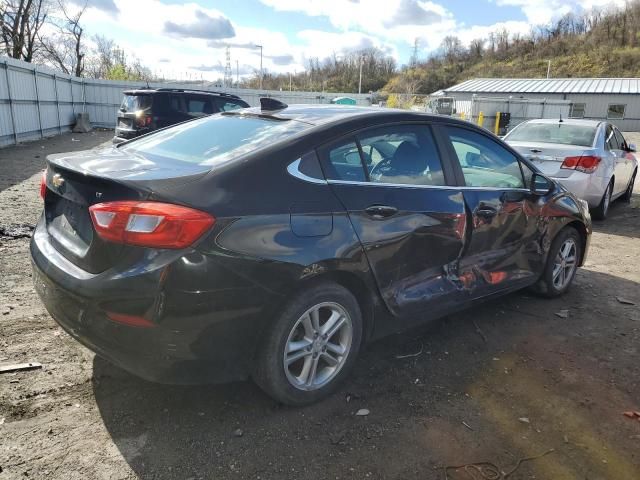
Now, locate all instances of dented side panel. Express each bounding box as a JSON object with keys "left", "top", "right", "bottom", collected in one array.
[
  {"left": 457, "top": 189, "right": 542, "bottom": 298},
  {"left": 327, "top": 183, "right": 468, "bottom": 320}
]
